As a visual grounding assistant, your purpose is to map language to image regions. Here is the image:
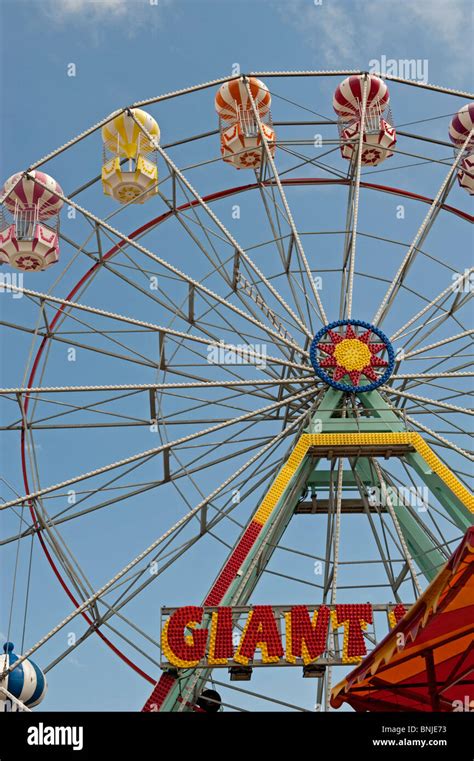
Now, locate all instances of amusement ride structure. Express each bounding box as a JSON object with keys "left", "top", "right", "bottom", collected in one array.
[{"left": 0, "top": 71, "right": 472, "bottom": 713}]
